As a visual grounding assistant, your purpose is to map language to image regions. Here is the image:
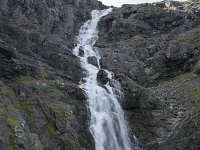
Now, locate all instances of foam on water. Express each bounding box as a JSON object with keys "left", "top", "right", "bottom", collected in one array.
[{"left": 73, "top": 8, "right": 139, "bottom": 150}]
